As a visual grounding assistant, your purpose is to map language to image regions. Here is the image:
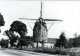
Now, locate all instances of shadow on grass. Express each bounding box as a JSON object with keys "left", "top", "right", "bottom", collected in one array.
[{"left": 33, "top": 48, "right": 68, "bottom": 55}]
